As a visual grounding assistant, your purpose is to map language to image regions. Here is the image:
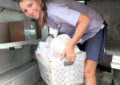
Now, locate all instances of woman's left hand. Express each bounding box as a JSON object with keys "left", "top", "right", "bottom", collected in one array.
[{"left": 61, "top": 44, "right": 75, "bottom": 63}]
